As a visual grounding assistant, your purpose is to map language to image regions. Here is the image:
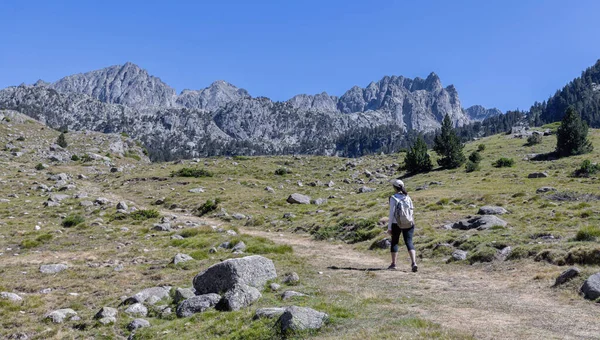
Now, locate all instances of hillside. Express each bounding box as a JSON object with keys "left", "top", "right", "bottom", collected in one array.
[
  {"left": 0, "top": 63, "right": 501, "bottom": 160},
  {"left": 1, "top": 112, "right": 600, "bottom": 339}
]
